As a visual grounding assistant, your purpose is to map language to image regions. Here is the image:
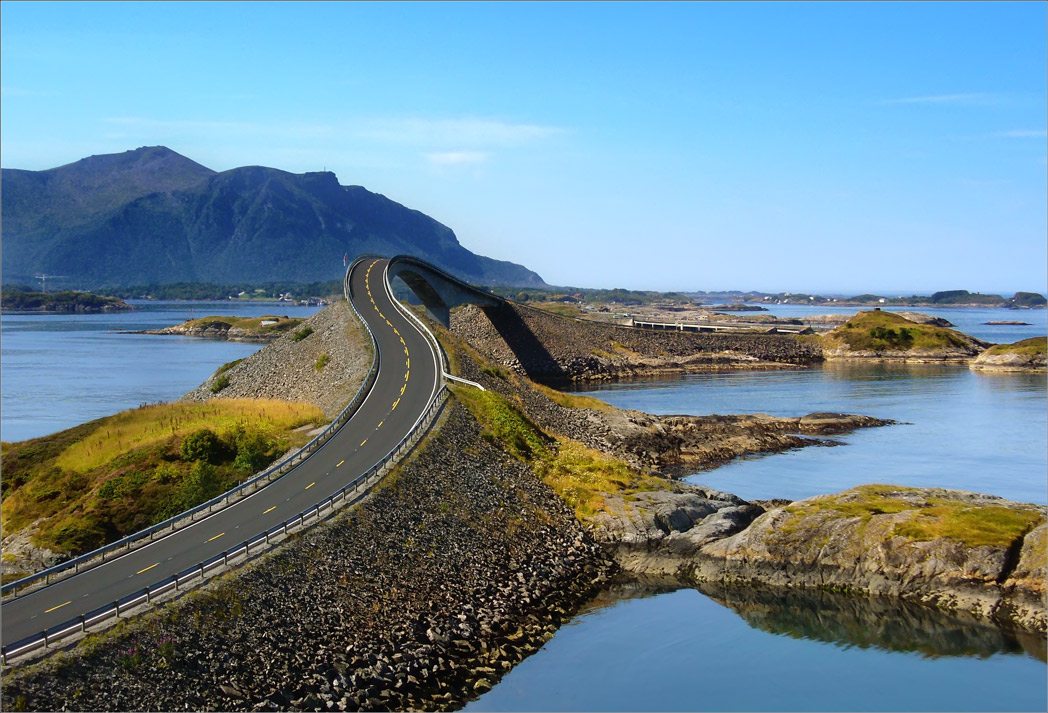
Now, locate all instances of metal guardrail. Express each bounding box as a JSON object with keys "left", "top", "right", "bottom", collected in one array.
[
  {"left": 1, "top": 385, "right": 449, "bottom": 665},
  {"left": 2, "top": 255, "right": 450, "bottom": 664},
  {"left": 382, "top": 261, "right": 485, "bottom": 392},
  {"left": 2, "top": 259, "right": 382, "bottom": 602}
]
